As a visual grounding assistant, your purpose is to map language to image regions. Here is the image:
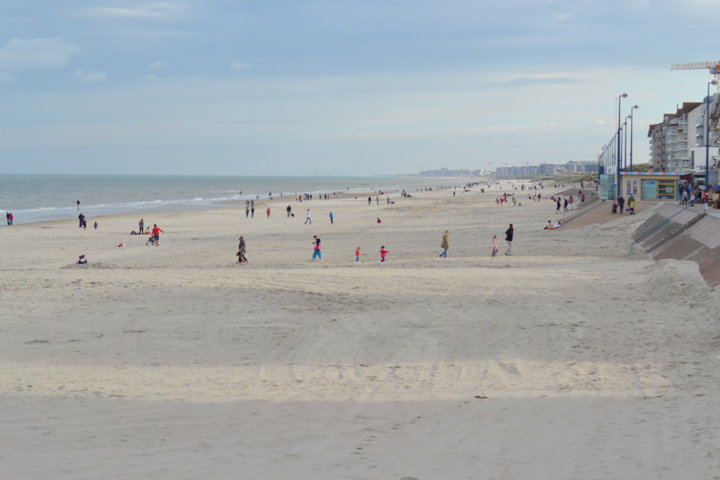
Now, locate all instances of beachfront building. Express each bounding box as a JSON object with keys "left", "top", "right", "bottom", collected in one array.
[
  {"left": 621, "top": 171, "right": 691, "bottom": 200},
  {"left": 648, "top": 102, "right": 702, "bottom": 172},
  {"left": 495, "top": 161, "right": 596, "bottom": 178},
  {"left": 695, "top": 91, "right": 720, "bottom": 181}
]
